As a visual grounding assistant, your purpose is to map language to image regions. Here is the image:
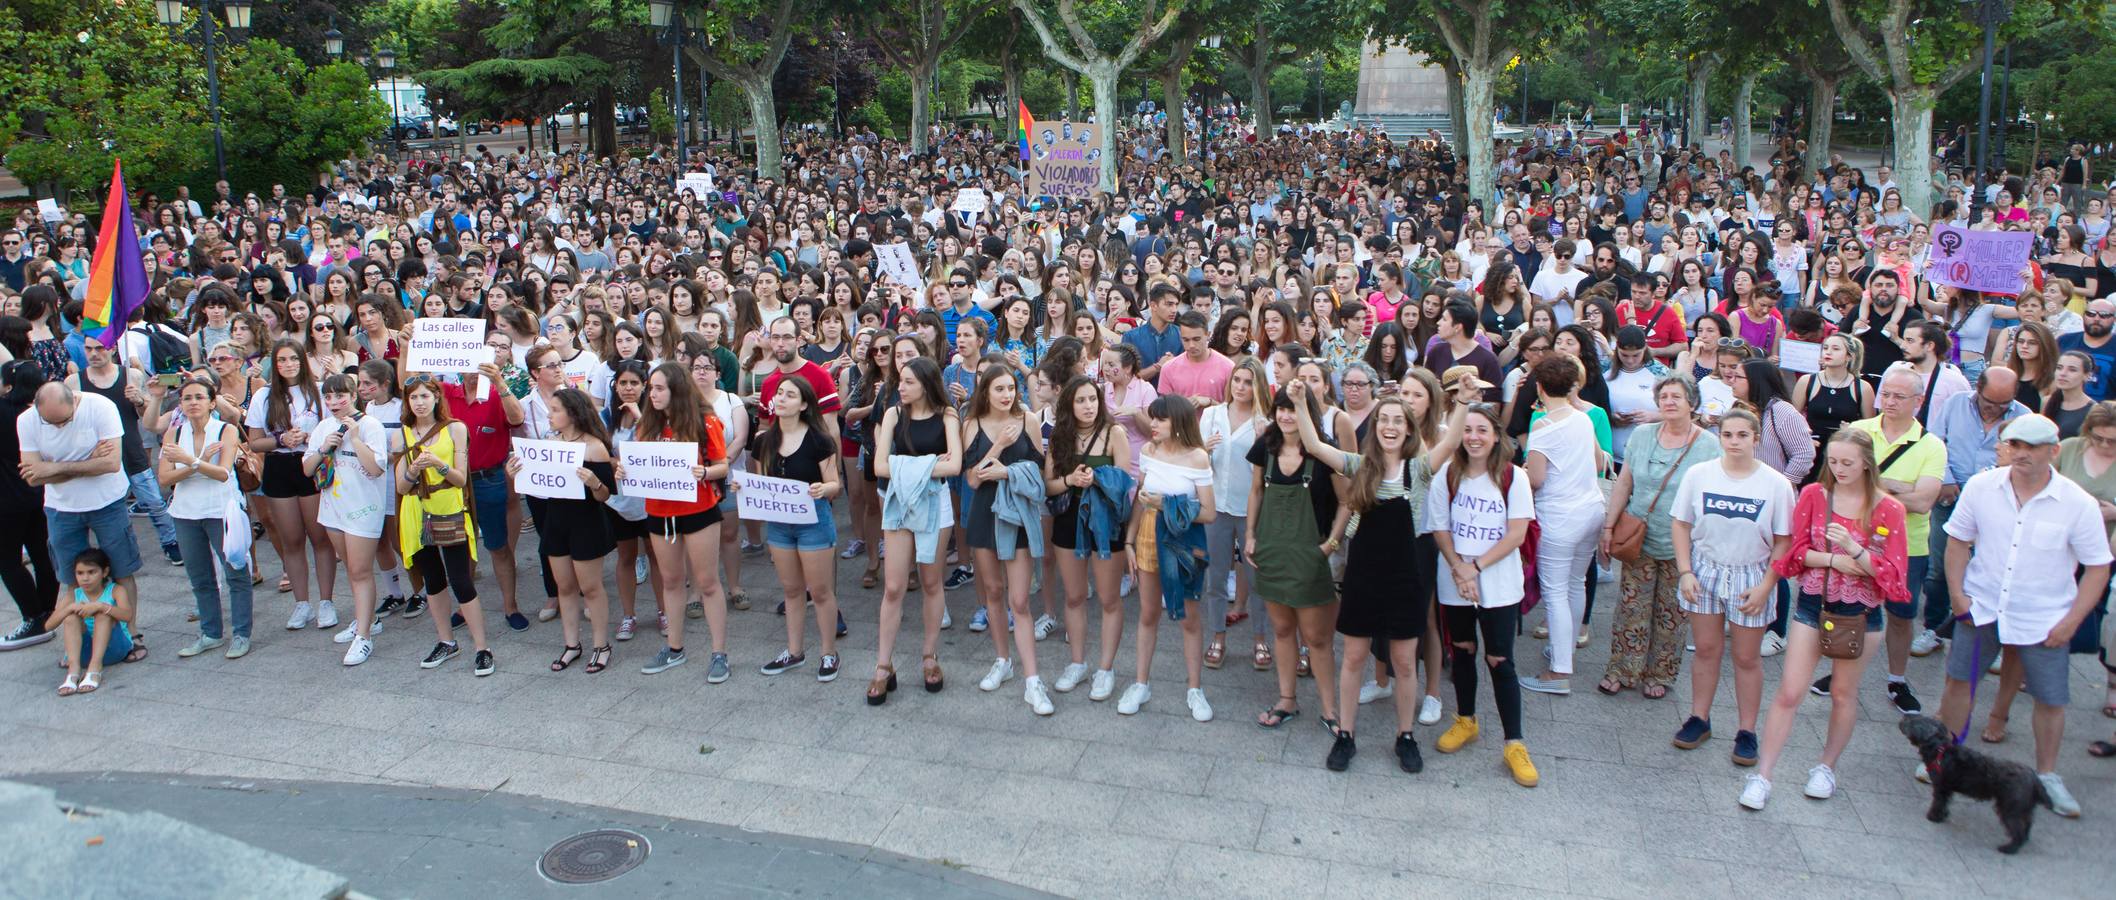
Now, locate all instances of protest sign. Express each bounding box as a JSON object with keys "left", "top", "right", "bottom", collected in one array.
[
  {"left": 677, "top": 173, "right": 716, "bottom": 202},
  {"left": 1778, "top": 339, "right": 1821, "bottom": 374},
  {"left": 37, "top": 199, "right": 62, "bottom": 223},
  {"left": 1698, "top": 378, "right": 1736, "bottom": 418},
  {"left": 730, "top": 471, "right": 817, "bottom": 524},
  {"left": 512, "top": 438, "right": 584, "bottom": 500},
  {"left": 1923, "top": 224, "right": 2033, "bottom": 295},
  {"left": 1024, "top": 115, "right": 1099, "bottom": 201},
  {"left": 617, "top": 441, "right": 697, "bottom": 502},
  {"left": 875, "top": 242, "right": 925, "bottom": 291},
  {"left": 404, "top": 318, "right": 488, "bottom": 373},
  {"left": 950, "top": 188, "right": 988, "bottom": 214}
]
